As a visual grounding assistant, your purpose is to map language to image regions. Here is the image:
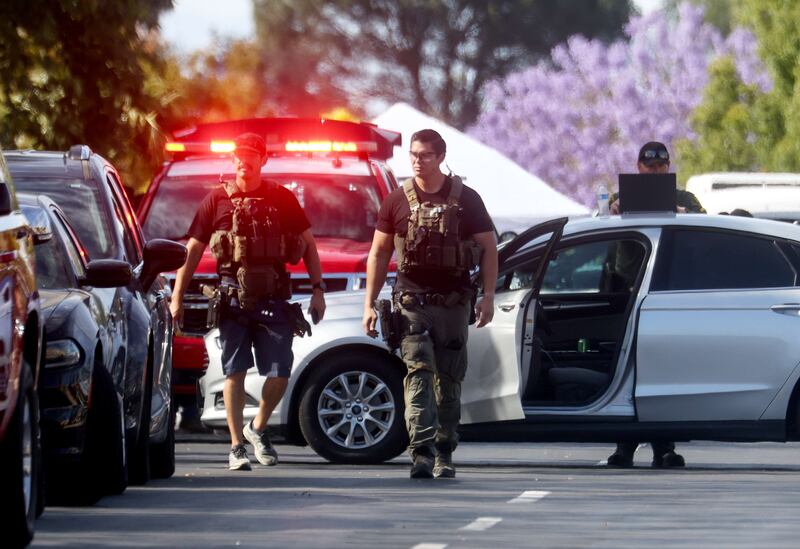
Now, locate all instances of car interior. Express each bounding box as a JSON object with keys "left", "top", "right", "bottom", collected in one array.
[{"left": 498, "top": 235, "right": 649, "bottom": 407}]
